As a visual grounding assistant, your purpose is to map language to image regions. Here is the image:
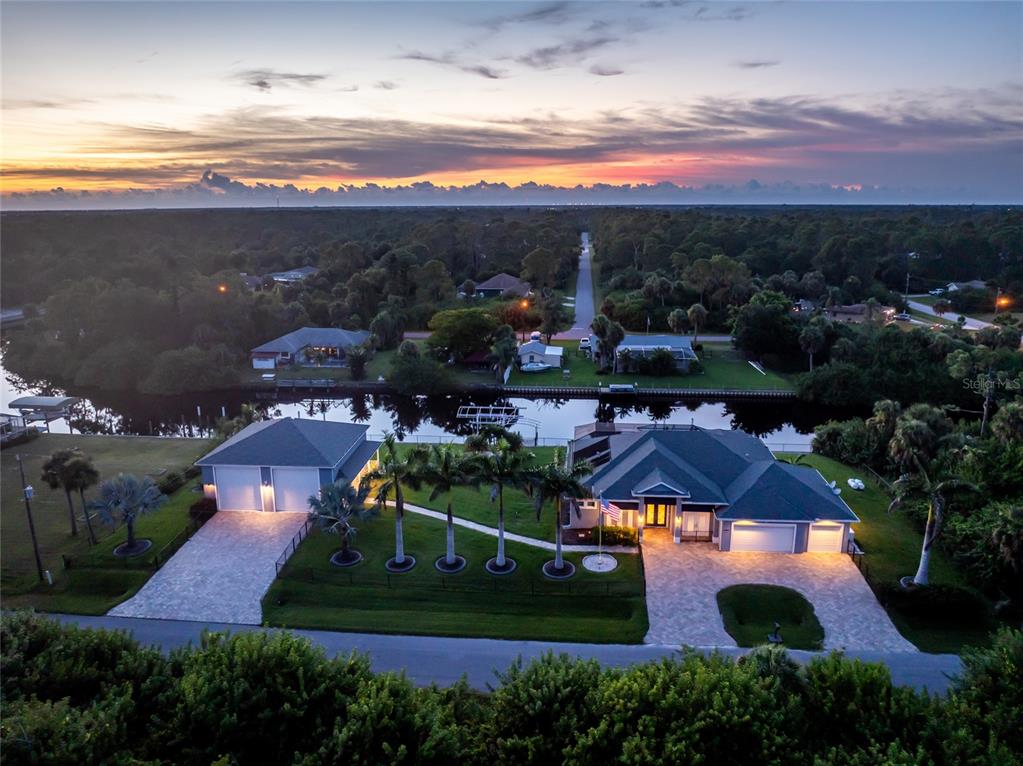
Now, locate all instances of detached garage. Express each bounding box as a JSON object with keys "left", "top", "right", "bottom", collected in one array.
[{"left": 196, "top": 417, "right": 380, "bottom": 513}]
